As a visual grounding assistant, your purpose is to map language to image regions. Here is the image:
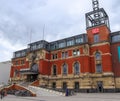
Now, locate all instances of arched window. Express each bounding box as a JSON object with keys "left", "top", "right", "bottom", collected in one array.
[
  {"left": 74, "top": 62, "right": 80, "bottom": 75},
  {"left": 53, "top": 65, "right": 57, "bottom": 76},
  {"left": 62, "top": 63, "right": 67, "bottom": 75},
  {"left": 95, "top": 52, "right": 101, "bottom": 60}
]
